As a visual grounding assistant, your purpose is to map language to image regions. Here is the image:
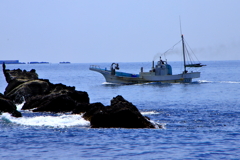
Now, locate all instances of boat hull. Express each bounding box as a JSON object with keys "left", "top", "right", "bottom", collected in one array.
[{"left": 90, "top": 66, "right": 200, "bottom": 84}]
